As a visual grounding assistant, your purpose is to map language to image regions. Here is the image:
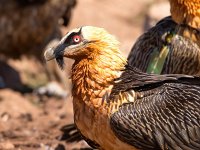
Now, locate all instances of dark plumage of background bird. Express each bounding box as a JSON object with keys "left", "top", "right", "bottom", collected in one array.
[
  {"left": 128, "top": 0, "right": 200, "bottom": 75},
  {"left": 0, "top": 0, "right": 76, "bottom": 95}
]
